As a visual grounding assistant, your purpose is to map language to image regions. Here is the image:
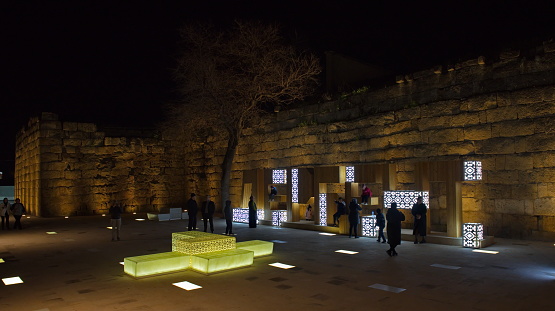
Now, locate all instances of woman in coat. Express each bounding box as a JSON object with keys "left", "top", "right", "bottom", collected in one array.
[
  {"left": 386, "top": 202, "right": 405, "bottom": 256},
  {"left": 248, "top": 196, "right": 257, "bottom": 228},
  {"left": 223, "top": 200, "right": 233, "bottom": 235},
  {"left": 348, "top": 198, "right": 362, "bottom": 238}
]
